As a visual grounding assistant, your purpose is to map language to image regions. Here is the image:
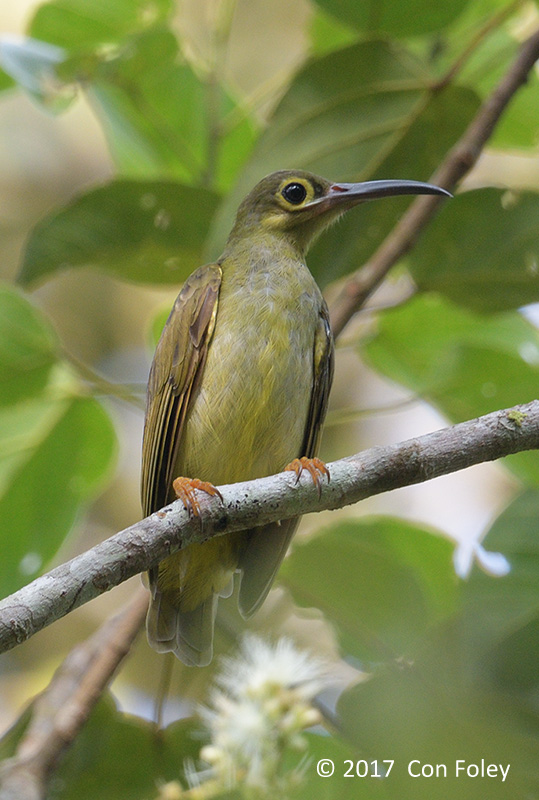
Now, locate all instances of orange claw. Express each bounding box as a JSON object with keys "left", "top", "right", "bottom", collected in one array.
[
  {"left": 284, "top": 456, "right": 330, "bottom": 498},
  {"left": 172, "top": 476, "right": 223, "bottom": 517}
]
